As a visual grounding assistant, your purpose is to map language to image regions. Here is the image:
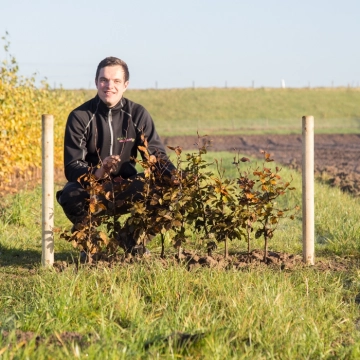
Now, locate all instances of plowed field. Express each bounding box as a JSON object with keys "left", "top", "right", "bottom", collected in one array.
[{"left": 163, "top": 134, "right": 360, "bottom": 196}]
